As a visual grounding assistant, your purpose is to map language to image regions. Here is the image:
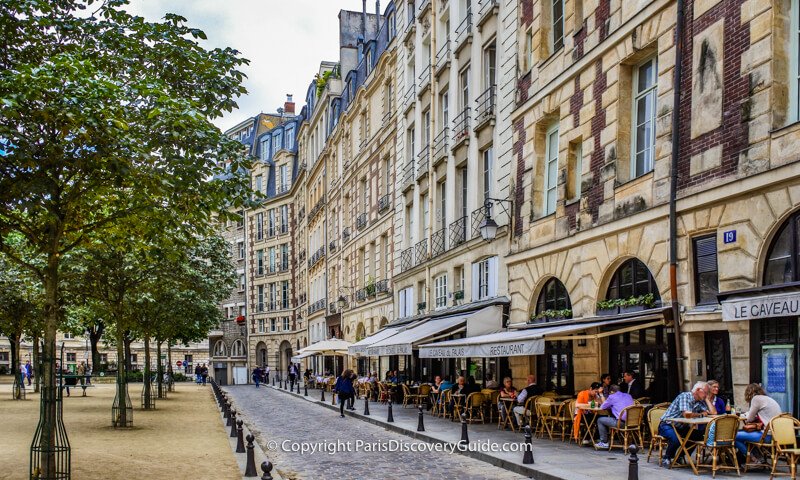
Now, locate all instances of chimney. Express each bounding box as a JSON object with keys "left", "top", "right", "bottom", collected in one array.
[
  {"left": 284, "top": 94, "right": 295, "bottom": 115},
  {"left": 362, "top": 0, "right": 367, "bottom": 40},
  {"left": 376, "top": 0, "right": 381, "bottom": 35}
]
